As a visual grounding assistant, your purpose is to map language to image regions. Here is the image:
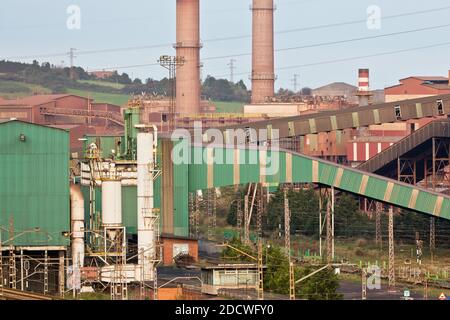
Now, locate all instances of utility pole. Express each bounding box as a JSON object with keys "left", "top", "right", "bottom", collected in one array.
[
  {"left": 292, "top": 74, "right": 300, "bottom": 93},
  {"left": 362, "top": 268, "right": 367, "bottom": 300},
  {"left": 256, "top": 184, "right": 263, "bottom": 239},
  {"left": 284, "top": 188, "right": 291, "bottom": 257},
  {"left": 9, "top": 250, "right": 16, "bottom": 289},
  {"left": 244, "top": 195, "right": 250, "bottom": 245},
  {"left": 430, "top": 217, "right": 435, "bottom": 261},
  {"left": 159, "top": 55, "right": 185, "bottom": 131},
  {"left": 416, "top": 232, "right": 423, "bottom": 265},
  {"left": 43, "top": 250, "right": 49, "bottom": 295},
  {"left": 289, "top": 262, "right": 295, "bottom": 300},
  {"left": 205, "top": 188, "right": 217, "bottom": 240},
  {"left": 228, "top": 59, "right": 236, "bottom": 83},
  {"left": 388, "top": 206, "right": 396, "bottom": 292},
  {"left": 326, "top": 194, "right": 333, "bottom": 264},
  {"left": 189, "top": 193, "right": 195, "bottom": 238},
  {"left": 195, "top": 194, "right": 200, "bottom": 238},
  {"left": 375, "top": 202, "right": 382, "bottom": 248},
  {"left": 237, "top": 197, "right": 243, "bottom": 231},
  {"left": 68, "top": 48, "right": 77, "bottom": 80},
  {"left": 257, "top": 240, "right": 264, "bottom": 301}
]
